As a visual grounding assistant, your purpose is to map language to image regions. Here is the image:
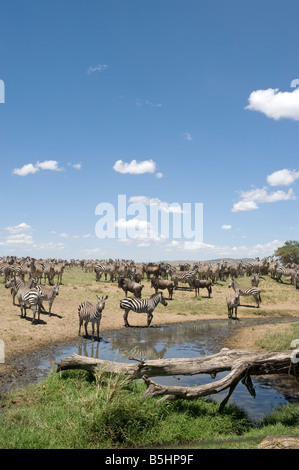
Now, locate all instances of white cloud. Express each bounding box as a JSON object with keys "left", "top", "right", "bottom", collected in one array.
[
  {"left": 155, "top": 172, "right": 164, "bottom": 178},
  {"left": 182, "top": 132, "right": 192, "bottom": 141},
  {"left": 13, "top": 163, "right": 39, "bottom": 176},
  {"left": 13, "top": 160, "right": 62, "bottom": 176},
  {"left": 115, "top": 218, "right": 151, "bottom": 231},
  {"left": 182, "top": 239, "right": 284, "bottom": 259},
  {"left": 59, "top": 233, "right": 70, "bottom": 238},
  {"left": 245, "top": 87, "right": 299, "bottom": 120},
  {"left": 113, "top": 159, "right": 157, "bottom": 175},
  {"left": 232, "top": 187, "right": 295, "bottom": 212},
  {"left": 221, "top": 225, "right": 232, "bottom": 230},
  {"left": 136, "top": 99, "right": 162, "bottom": 107},
  {"left": 128, "top": 196, "right": 184, "bottom": 213},
  {"left": 267, "top": 169, "right": 299, "bottom": 186},
  {"left": 68, "top": 162, "right": 82, "bottom": 170},
  {"left": 6, "top": 222, "right": 33, "bottom": 234},
  {"left": 36, "top": 160, "right": 62, "bottom": 171},
  {"left": 6, "top": 234, "right": 34, "bottom": 245},
  {"left": 87, "top": 64, "right": 109, "bottom": 74}
]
